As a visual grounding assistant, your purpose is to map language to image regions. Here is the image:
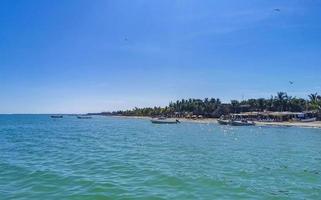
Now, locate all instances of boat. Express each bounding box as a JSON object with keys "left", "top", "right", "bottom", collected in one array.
[
  {"left": 77, "top": 116, "right": 92, "bottom": 119},
  {"left": 51, "top": 115, "right": 63, "bottom": 118},
  {"left": 151, "top": 117, "right": 180, "bottom": 124},
  {"left": 217, "top": 119, "right": 230, "bottom": 125},
  {"left": 230, "top": 120, "right": 255, "bottom": 126},
  {"left": 300, "top": 117, "right": 317, "bottom": 122}
]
